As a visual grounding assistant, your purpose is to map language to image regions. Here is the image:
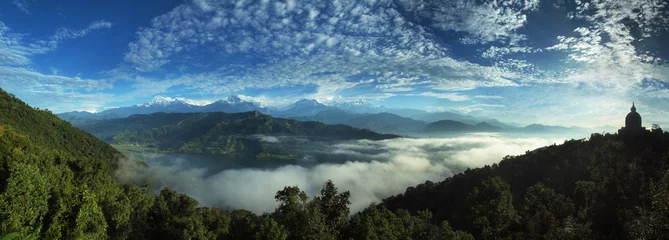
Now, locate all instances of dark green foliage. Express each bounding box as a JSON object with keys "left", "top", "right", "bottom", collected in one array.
[
  {"left": 144, "top": 188, "right": 212, "bottom": 239},
  {"left": 346, "top": 206, "right": 473, "bottom": 240},
  {"left": 467, "top": 176, "right": 518, "bottom": 239},
  {"left": 382, "top": 132, "right": 669, "bottom": 239},
  {"left": 0, "top": 88, "right": 126, "bottom": 239},
  {"left": 313, "top": 180, "right": 351, "bottom": 238},
  {"left": 74, "top": 190, "right": 108, "bottom": 240},
  {"left": 0, "top": 232, "right": 18, "bottom": 240},
  {"left": 2, "top": 87, "right": 669, "bottom": 239},
  {"left": 0, "top": 89, "right": 121, "bottom": 173},
  {"left": 628, "top": 170, "right": 669, "bottom": 239},
  {"left": 519, "top": 183, "right": 577, "bottom": 239},
  {"left": 0, "top": 164, "right": 49, "bottom": 239},
  {"left": 255, "top": 215, "right": 289, "bottom": 240}
]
